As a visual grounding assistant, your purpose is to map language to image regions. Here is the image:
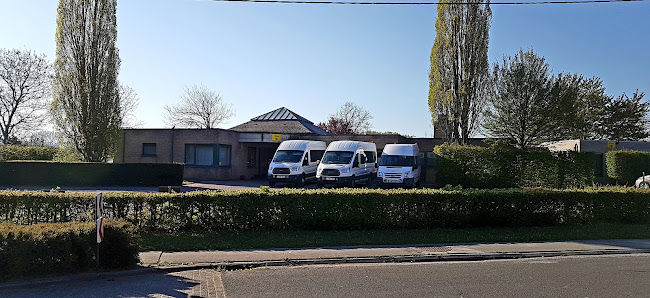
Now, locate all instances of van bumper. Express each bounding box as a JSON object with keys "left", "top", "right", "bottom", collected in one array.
[
  {"left": 317, "top": 176, "right": 355, "bottom": 186},
  {"left": 377, "top": 178, "right": 415, "bottom": 188},
  {"left": 268, "top": 174, "right": 301, "bottom": 184}
]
